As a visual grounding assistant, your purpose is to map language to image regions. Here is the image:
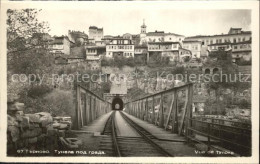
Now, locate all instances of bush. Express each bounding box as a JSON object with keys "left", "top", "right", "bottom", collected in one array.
[
  {"left": 125, "top": 57, "right": 135, "bottom": 67},
  {"left": 43, "top": 89, "right": 74, "bottom": 116},
  {"left": 238, "top": 99, "right": 250, "bottom": 109},
  {"left": 134, "top": 56, "right": 146, "bottom": 65},
  {"left": 27, "top": 85, "right": 52, "bottom": 99},
  {"left": 101, "top": 57, "right": 113, "bottom": 67},
  {"left": 114, "top": 56, "right": 126, "bottom": 68}
]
